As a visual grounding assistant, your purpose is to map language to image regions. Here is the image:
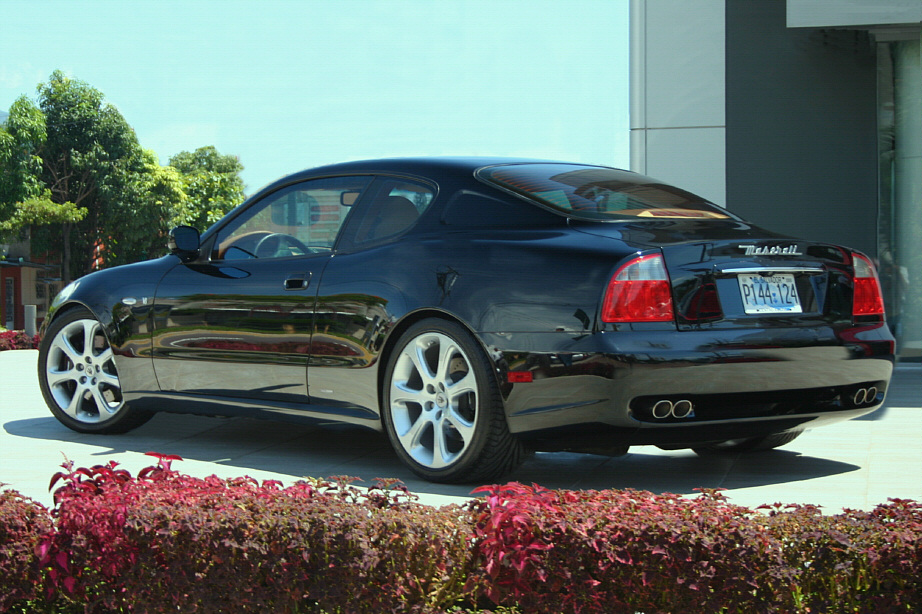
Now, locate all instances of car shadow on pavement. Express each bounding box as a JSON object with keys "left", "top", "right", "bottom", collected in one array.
[{"left": 4, "top": 412, "right": 860, "bottom": 502}]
